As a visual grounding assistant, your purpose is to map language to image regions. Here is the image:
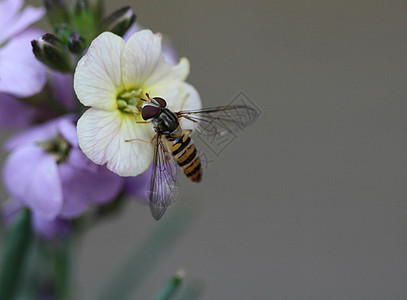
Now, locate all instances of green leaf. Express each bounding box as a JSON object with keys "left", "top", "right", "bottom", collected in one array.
[
  {"left": 154, "top": 270, "right": 184, "bottom": 300},
  {"left": 95, "top": 205, "right": 197, "bottom": 300},
  {"left": 0, "top": 209, "right": 32, "bottom": 300},
  {"left": 53, "top": 238, "right": 72, "bottom": 300}
]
